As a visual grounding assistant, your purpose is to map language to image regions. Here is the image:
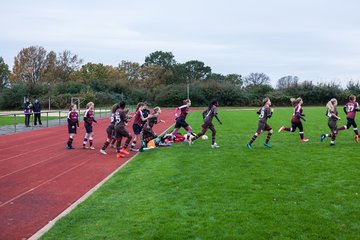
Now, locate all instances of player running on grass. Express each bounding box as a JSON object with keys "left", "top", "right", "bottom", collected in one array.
[
  {"left": 247, "top": 97, "right": 273, "bottom": 149},
  {"left": 337, "top": 94, "right": 360, "bottom": 142},
  {"left": 191, "top": 100, "right": 222, "bottom": 148},
  {"left": 165, "top": 99, "right": 195, "bottom": 142},
  {"left": 82, "top": 102, "right": 97, "bottom": 150},
  {"left": 66, "top": 104, "right": 79, "bottom": 149},
  {"left": 99, "top": 103, "right": 120, "bottom": 155},
  {"left": 321, "top": 98, "right": 341, "bottom": 146},
  {"left": 278, "top": 97, "right": 309, "bottom": 142}
]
